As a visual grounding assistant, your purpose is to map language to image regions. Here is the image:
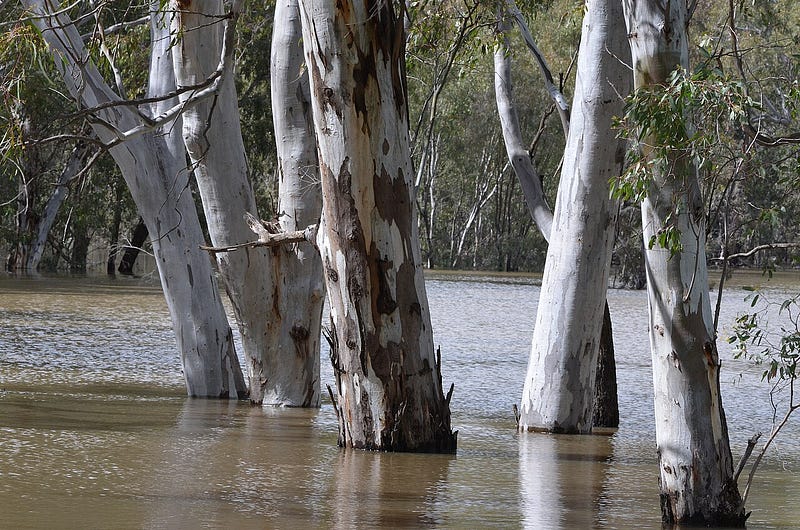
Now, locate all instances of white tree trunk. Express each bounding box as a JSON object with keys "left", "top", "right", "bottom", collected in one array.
[
  {"left": 170, "top": 0, "right": 279, "bottom": 404},
  {"left": 494, "top": 21, "right": 554, "bottom": 240},
  {"left": 298, "top": 0, "right": 456, "bottom": 451},
  {"left": 517, "top": 0, "right": 628, "bottom": 433},
  {"left": 24, "top": 0, "right": 247, "bottom": 398},
  {"left": 26, "top": 138, "right": 93, "bottom": 271},
  {"left": 268, "top": 0, "right": 325, "bottom": 407},
  {"left": 623, "top": 0, "right": 745, "bottom": 524}
]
